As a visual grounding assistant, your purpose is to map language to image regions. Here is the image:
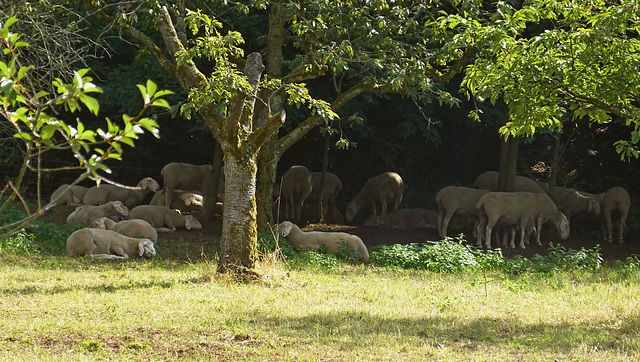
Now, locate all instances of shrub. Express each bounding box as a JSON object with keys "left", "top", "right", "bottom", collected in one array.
[{"left": 257, "top": 231, "right": 296, "bottom": 261}]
